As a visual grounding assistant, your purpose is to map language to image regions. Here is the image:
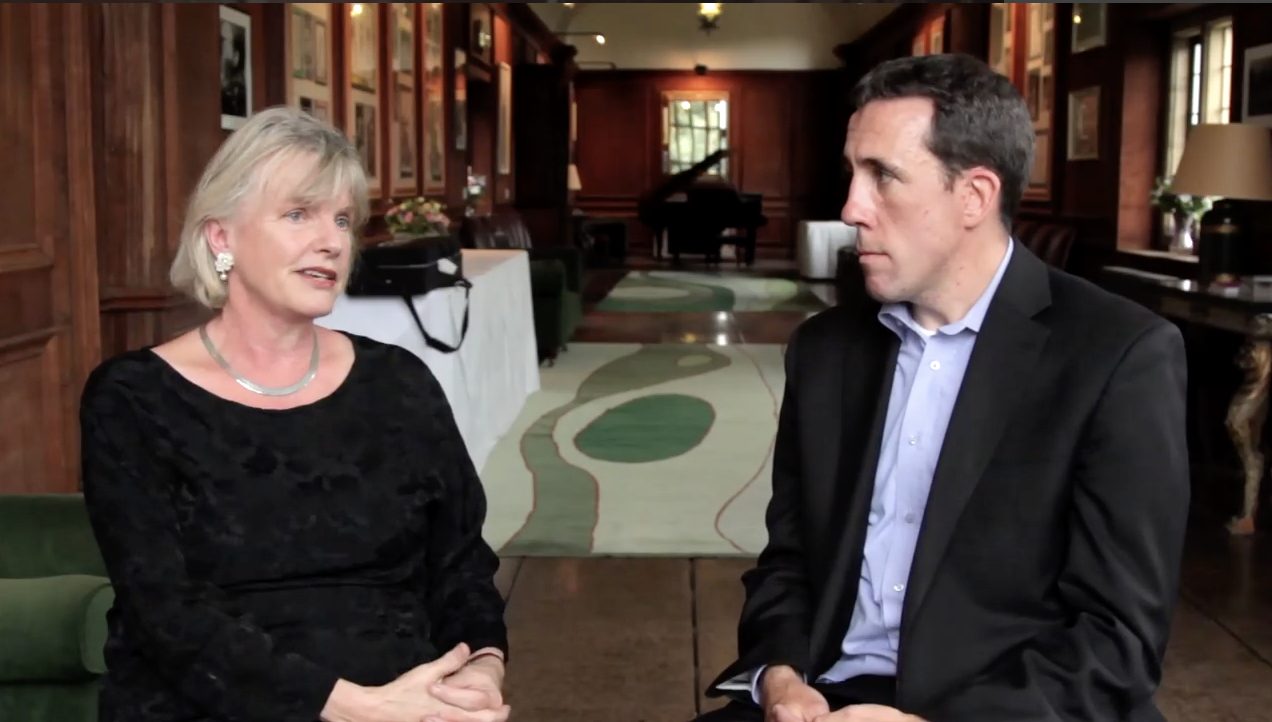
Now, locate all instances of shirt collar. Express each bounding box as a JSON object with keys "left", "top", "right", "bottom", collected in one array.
[{"left": 878, "top": 239, "right": 1014, "bottom": 339}]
